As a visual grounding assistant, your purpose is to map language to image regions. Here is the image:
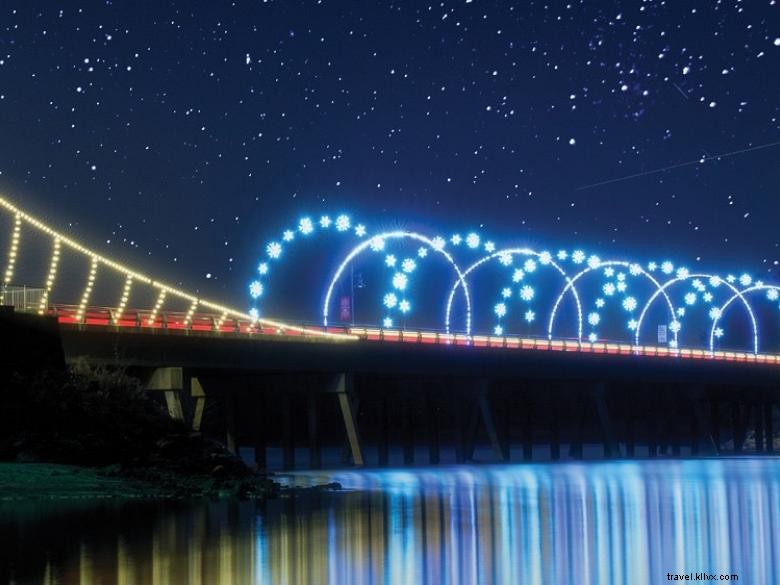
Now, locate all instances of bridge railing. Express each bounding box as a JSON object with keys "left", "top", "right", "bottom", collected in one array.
[
  {"left": 346, "top": 326, "right": 780, "bottom": 366},
  {"left": 0, "top": 285, "right": 44, "bottom": 313},
  {"left": 48, "top": 304, "right": 353, "bottom": 339}
]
